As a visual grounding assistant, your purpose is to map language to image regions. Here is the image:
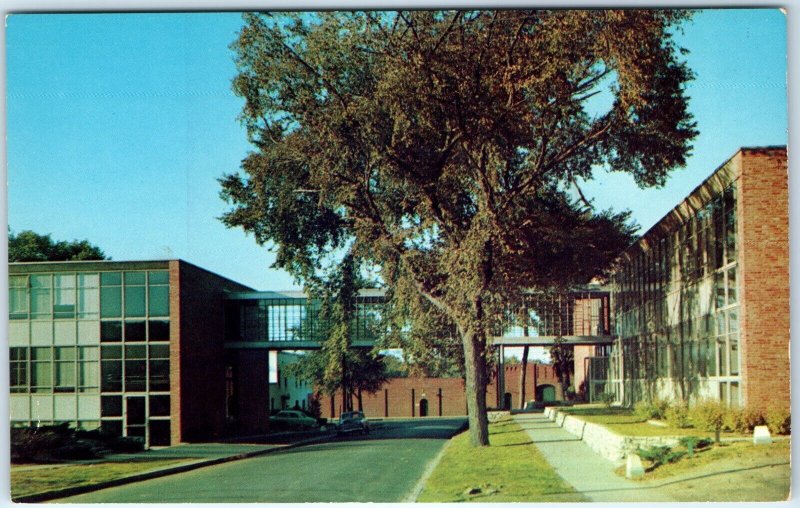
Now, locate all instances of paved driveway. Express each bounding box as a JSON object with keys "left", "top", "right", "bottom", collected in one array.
[{"left": 54, "top": 417, "right": 466, "bottom": 503}]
